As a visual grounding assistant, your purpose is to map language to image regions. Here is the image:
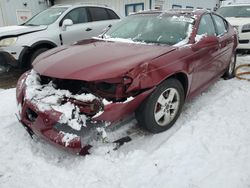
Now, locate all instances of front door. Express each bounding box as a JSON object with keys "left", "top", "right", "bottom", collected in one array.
[
  {"left": 190, "top": 14, "right": 220, "bottom": 94},
  {"left": 212, "top": 14, "right": 234, "bottom": 73},
  {"left": 60, "top": 7, "right": 94, "bottom": 45},
  {"left": 60, "top": 7, "right": 119, "bottom": 45}
]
